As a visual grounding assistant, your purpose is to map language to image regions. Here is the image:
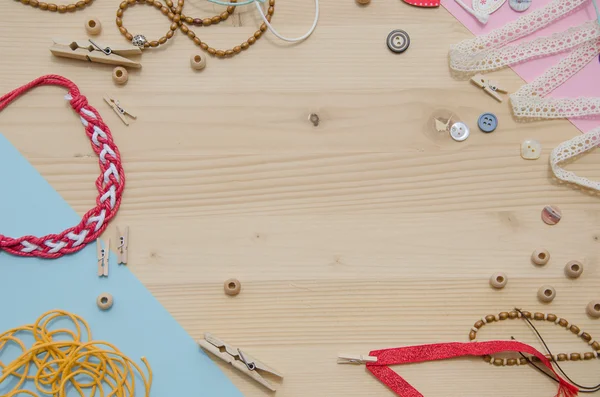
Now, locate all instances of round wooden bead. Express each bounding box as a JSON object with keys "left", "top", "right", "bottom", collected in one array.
[
  {"left": 190, "top": 54, "right": 207, "bottom": 70},
  {"left": 224, "top": 278, "right": 241, "bottom": 296},
  {"left": 564, "top": 260, "right": 583, "bottom": 278},
  {"left": 112, "top": 67, "right": 128, "bottom": 85},
  {"left": 85, "top": 18, "right": 102, "bottom": 35},
  {"left": 538, "top": 285, "right": 556, "bottom": 303},
  {"left": 97, "top": 293, "right": 113, "bottom": 310},
  {"left": 489, "top": 272, "right": 507, "bottom": 289},
  {"left": 586, "top": 300, "right": 600, "bottom": 318},
  {"left": 531, "top": 248, "right": 550, "bottom": 265}
]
